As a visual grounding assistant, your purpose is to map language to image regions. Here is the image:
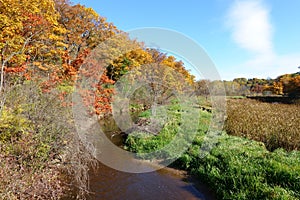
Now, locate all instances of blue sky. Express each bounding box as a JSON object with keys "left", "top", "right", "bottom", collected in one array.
[{"left": 72, "top": 0, "right": 300, "bottom": 80}]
